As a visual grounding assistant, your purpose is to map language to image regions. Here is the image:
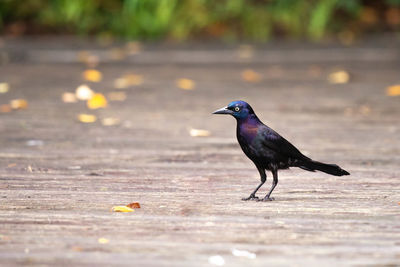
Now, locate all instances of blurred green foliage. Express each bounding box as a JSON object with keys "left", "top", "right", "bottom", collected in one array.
[{"left": 0, "top": 0, "right": 399, "bottom": 41}]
